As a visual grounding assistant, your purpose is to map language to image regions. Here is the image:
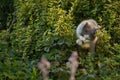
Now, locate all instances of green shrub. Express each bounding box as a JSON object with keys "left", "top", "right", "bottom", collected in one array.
[{"left": 0, "top": 0, "right": 120, "bottom": 79}]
